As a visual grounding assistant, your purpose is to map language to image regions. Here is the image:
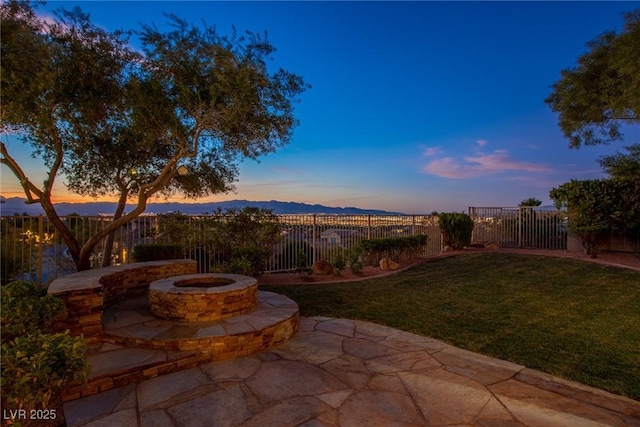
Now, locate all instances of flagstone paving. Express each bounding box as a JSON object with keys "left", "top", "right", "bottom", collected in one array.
[{"left": 65, "top": 317, "right": 640, "bottom": 427}]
